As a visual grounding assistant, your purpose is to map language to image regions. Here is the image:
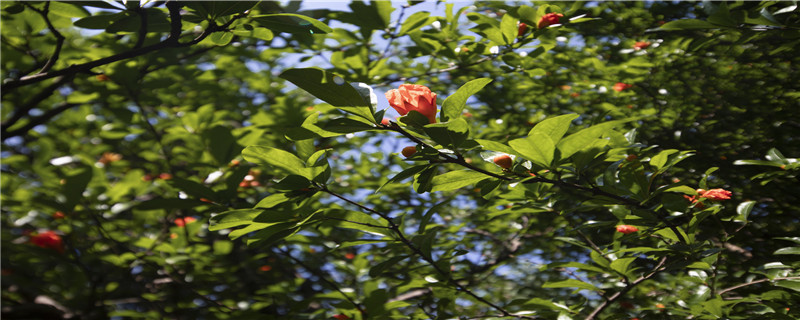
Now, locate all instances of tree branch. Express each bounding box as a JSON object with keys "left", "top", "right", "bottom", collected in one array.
[
  {"left": 584, "top": 256, "right": 668, "bottom": 320},
  {"left": 23, "top": 2, "right": 65, "bottom": 74},
  {"left": 717, "top": 276, "right": 800, "bottom": 295}
]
